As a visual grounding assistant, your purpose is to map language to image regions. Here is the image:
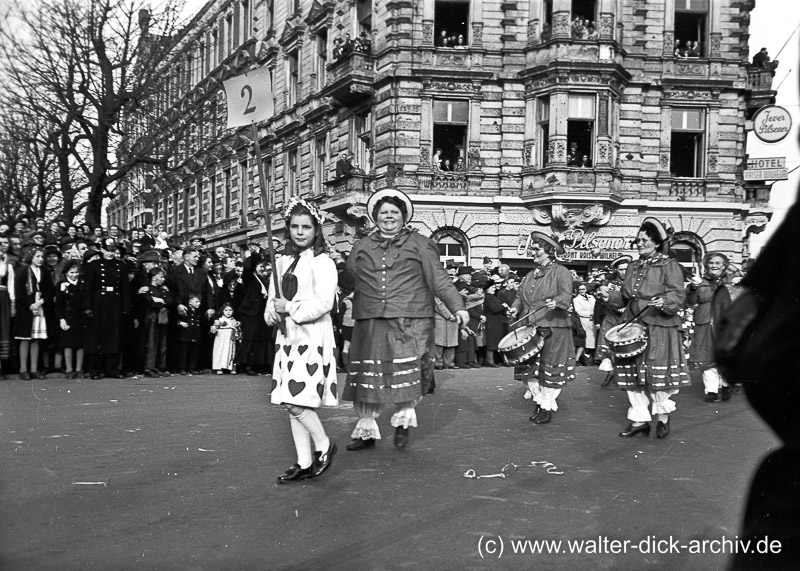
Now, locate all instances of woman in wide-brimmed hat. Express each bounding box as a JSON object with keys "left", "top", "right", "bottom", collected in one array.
[
  {"left": 600, "top": 217, "right": 690, "bottom": 439},
  {"left": 509, "top": 231, "right": 575, "bottom": 425},
  {"left": 341, "top": 189, "right": 468, "bottom": 450}
]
